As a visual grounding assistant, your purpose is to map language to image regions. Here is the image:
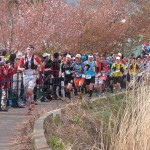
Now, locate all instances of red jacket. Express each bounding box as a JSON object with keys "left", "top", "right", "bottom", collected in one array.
[
  {"left": 1, "top": 65, "right": 17, "bottom": 89},
  {"left": 0, "top": 66, "right": 4, "bottom": 83},
  {"left": 96, "top": 61, "right": 108, "bottom": 74}
]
